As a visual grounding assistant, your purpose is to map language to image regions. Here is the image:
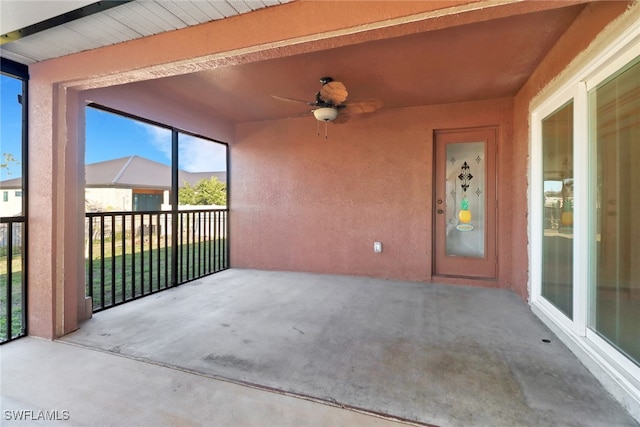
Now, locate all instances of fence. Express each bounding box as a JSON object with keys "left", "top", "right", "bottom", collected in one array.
[
  {"left": 0, "top": 217, "right": 26, "bottom": 343},
  {"left": 85, "top": 209, "right": 228, "bottom": 312}
]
